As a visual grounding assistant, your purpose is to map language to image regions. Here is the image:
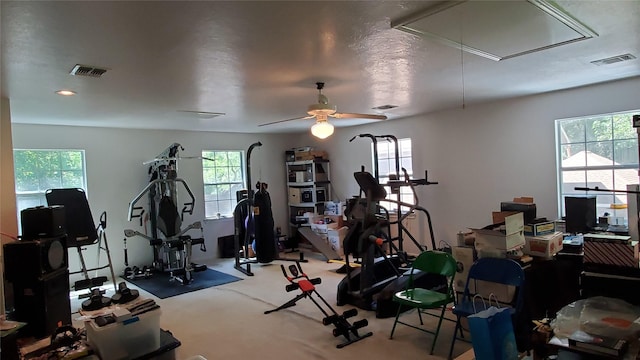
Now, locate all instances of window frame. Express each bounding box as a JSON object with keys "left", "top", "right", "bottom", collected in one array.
[
  {"left": 13, "top": 148, "right": 88, "bottom": 221},
  {"left": 373, "top": 138, "right": 414, "bottom": 213},
  {"left": 201, "top": 150, "right": 246, "bottom": 219},
  {"left": 555, "top": 110, "right": 640, "bottom": 225}
]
